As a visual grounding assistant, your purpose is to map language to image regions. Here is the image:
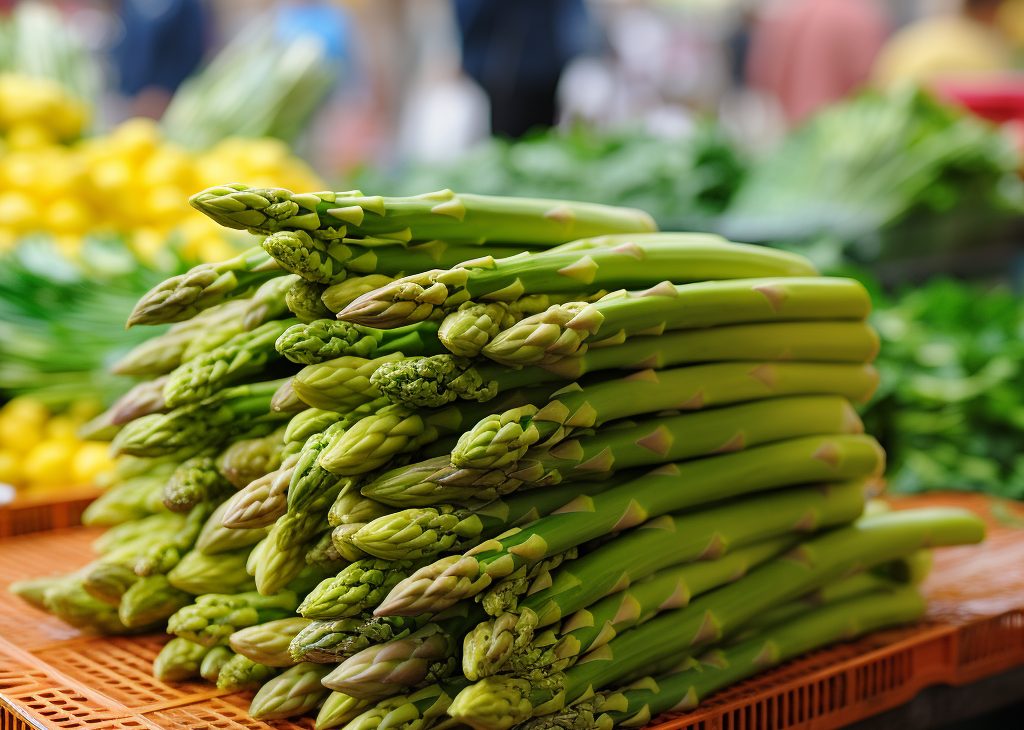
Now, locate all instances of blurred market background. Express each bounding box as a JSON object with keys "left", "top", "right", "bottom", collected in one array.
[{"left": 4, "top": 0, "right": 1024, "bottom": 505}]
